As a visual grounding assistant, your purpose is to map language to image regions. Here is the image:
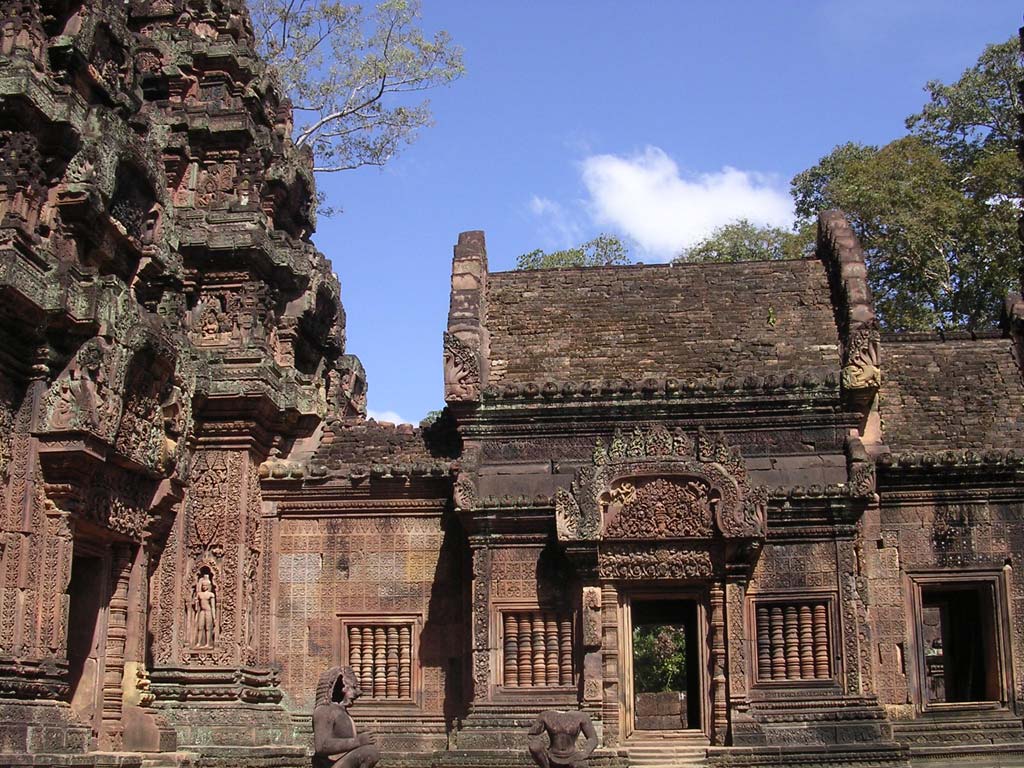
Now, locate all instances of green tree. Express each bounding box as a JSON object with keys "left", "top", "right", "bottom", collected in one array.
[
  {"left": 419, "top": 409, "right": 443, "bottom": 427},
  {"left": 250, "top": 0, "right": 464, "bottom": 173},
  {"left": 515, "top": 234, "right": 631, "bottom": 270},
  {"left": 674, "top": 218, "right": 812, "bottom": 264},
  {"left": 632, "top": 624, "right": 687, "bottom": 693},
  {"left": 791, "top": 37, "right": 1021, "bottom": 331},
  {"left": 905, "top": 37, "right": 1020, "bottom": 168}
]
